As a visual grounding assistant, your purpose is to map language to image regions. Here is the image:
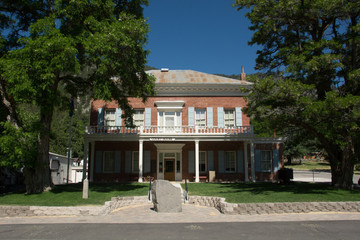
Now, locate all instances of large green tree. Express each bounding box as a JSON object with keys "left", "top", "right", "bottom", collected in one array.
[
  {"left": 234, "top": 0, "right": 360, "bottom": 189},
  {"left": 0, "top": 0, "right": 154, "bottom": 193}
]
